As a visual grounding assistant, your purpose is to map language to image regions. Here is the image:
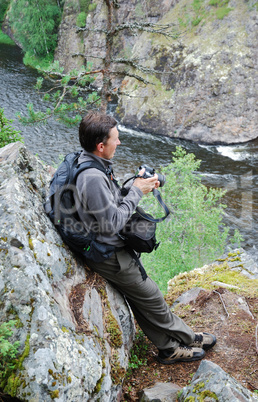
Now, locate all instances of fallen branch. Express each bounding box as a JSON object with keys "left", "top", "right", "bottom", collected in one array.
[{"left": 213, "top": 290, "right": 229, "bottom": 318}]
